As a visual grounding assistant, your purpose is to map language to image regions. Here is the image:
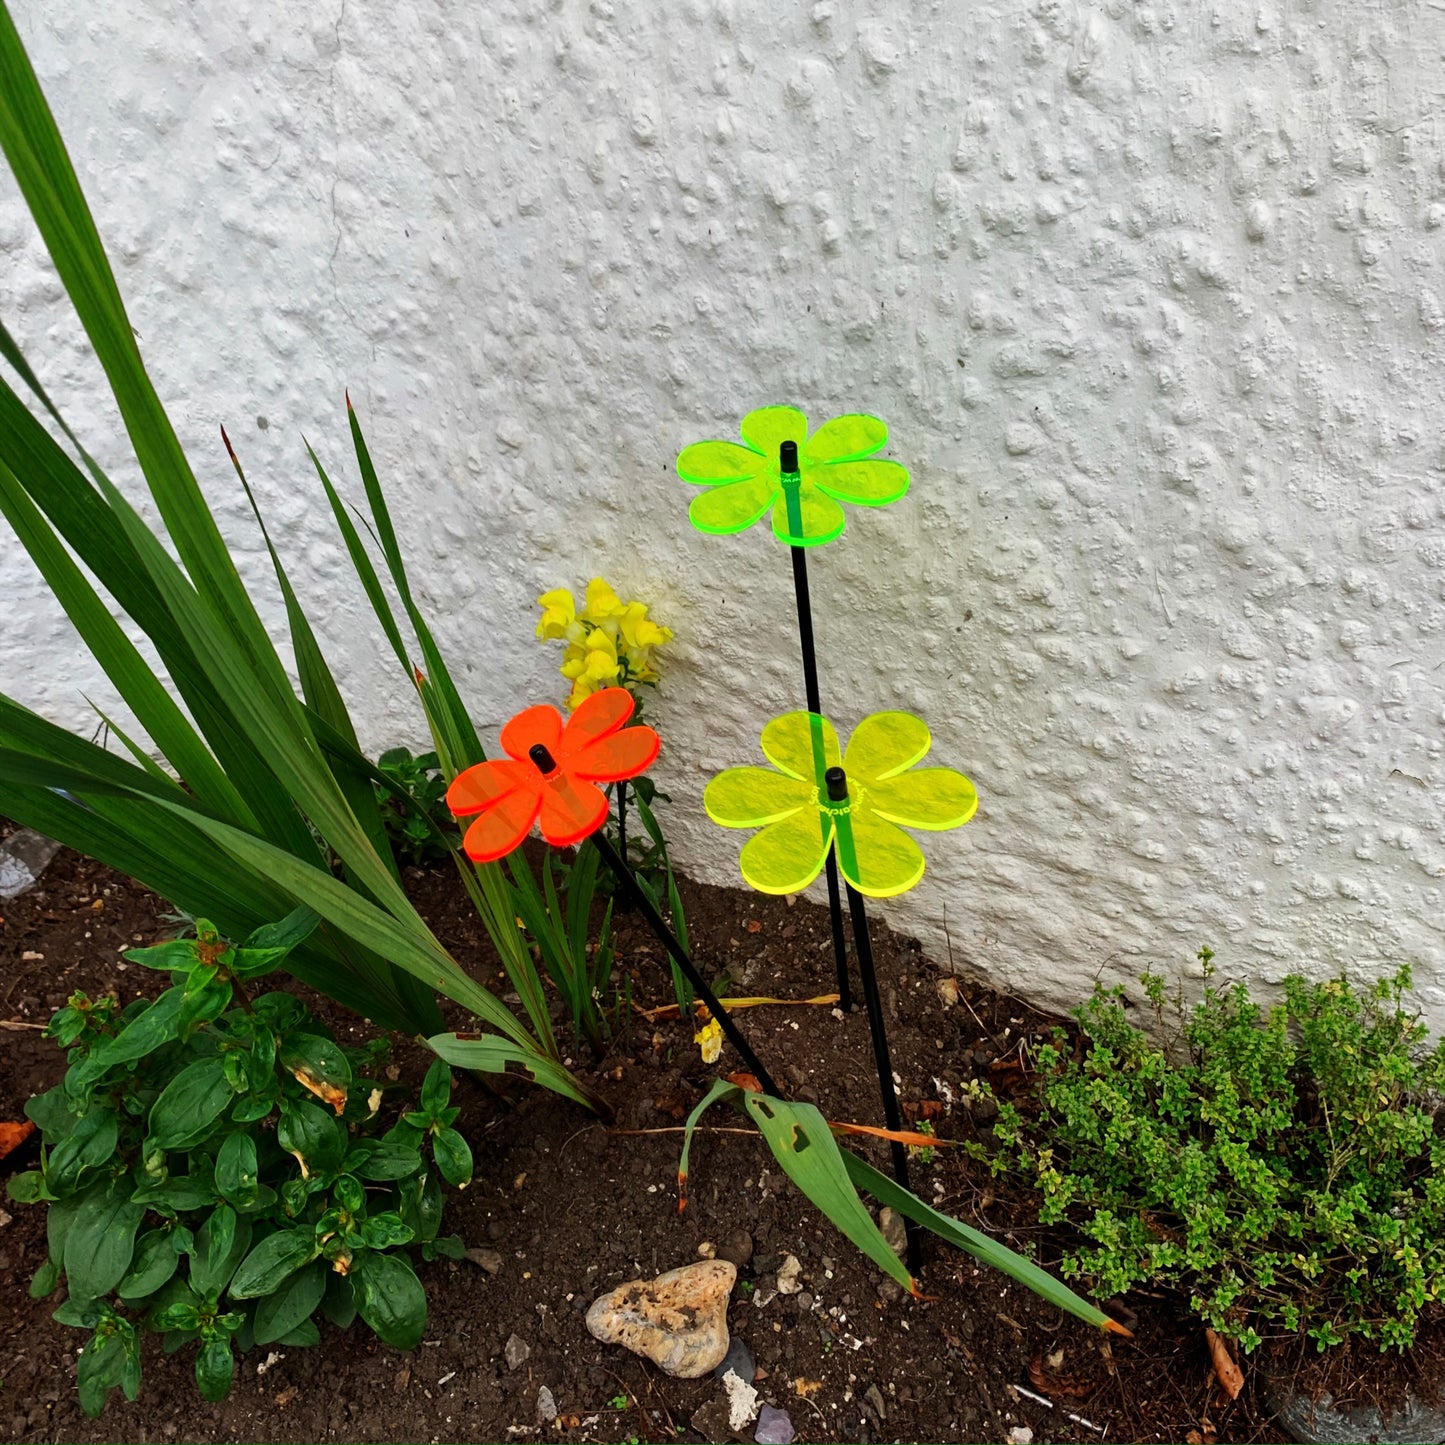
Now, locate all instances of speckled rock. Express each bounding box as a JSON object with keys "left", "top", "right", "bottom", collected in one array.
[
  {"left": 5, "top": 2, "right": 1445, "bottom": 1028},
  {"left": 586, "top": 1260, "right": 736, "bottom": 1378}
]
